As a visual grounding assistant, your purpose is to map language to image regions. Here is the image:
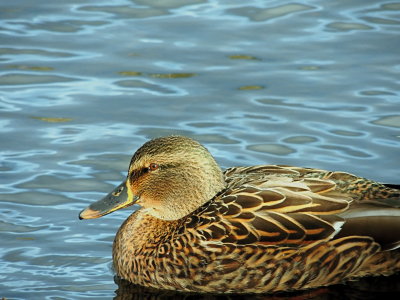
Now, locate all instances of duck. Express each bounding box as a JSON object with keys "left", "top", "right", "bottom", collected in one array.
[{"left": 79, "top": 135, "right": 400, "bottom": 294}]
